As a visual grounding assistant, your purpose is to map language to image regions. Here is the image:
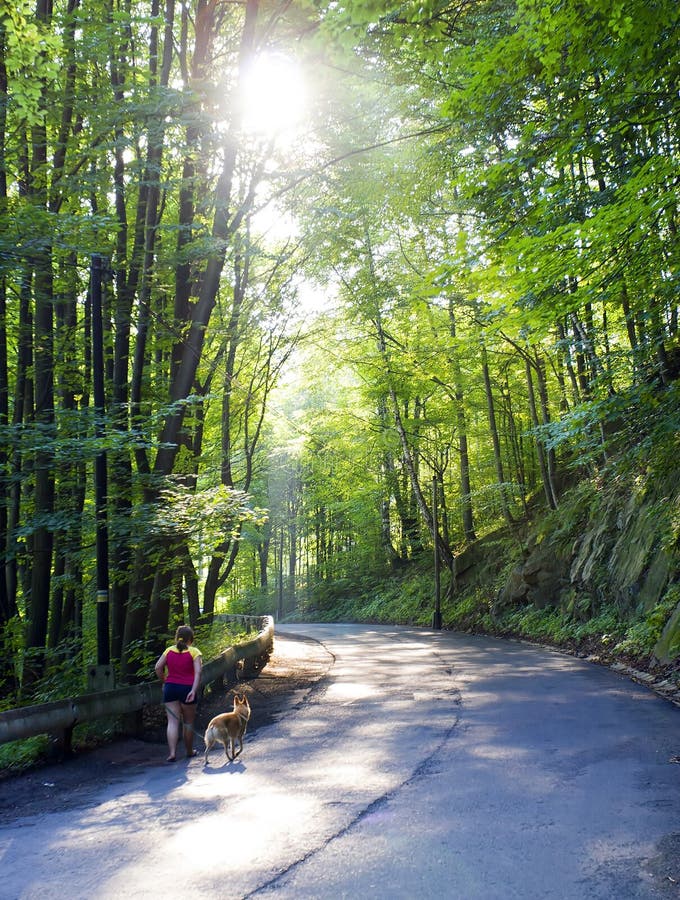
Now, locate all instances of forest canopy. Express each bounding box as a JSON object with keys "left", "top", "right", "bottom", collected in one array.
[{"left": 0, "top": 0, "right": 678, "bottom": 702}]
